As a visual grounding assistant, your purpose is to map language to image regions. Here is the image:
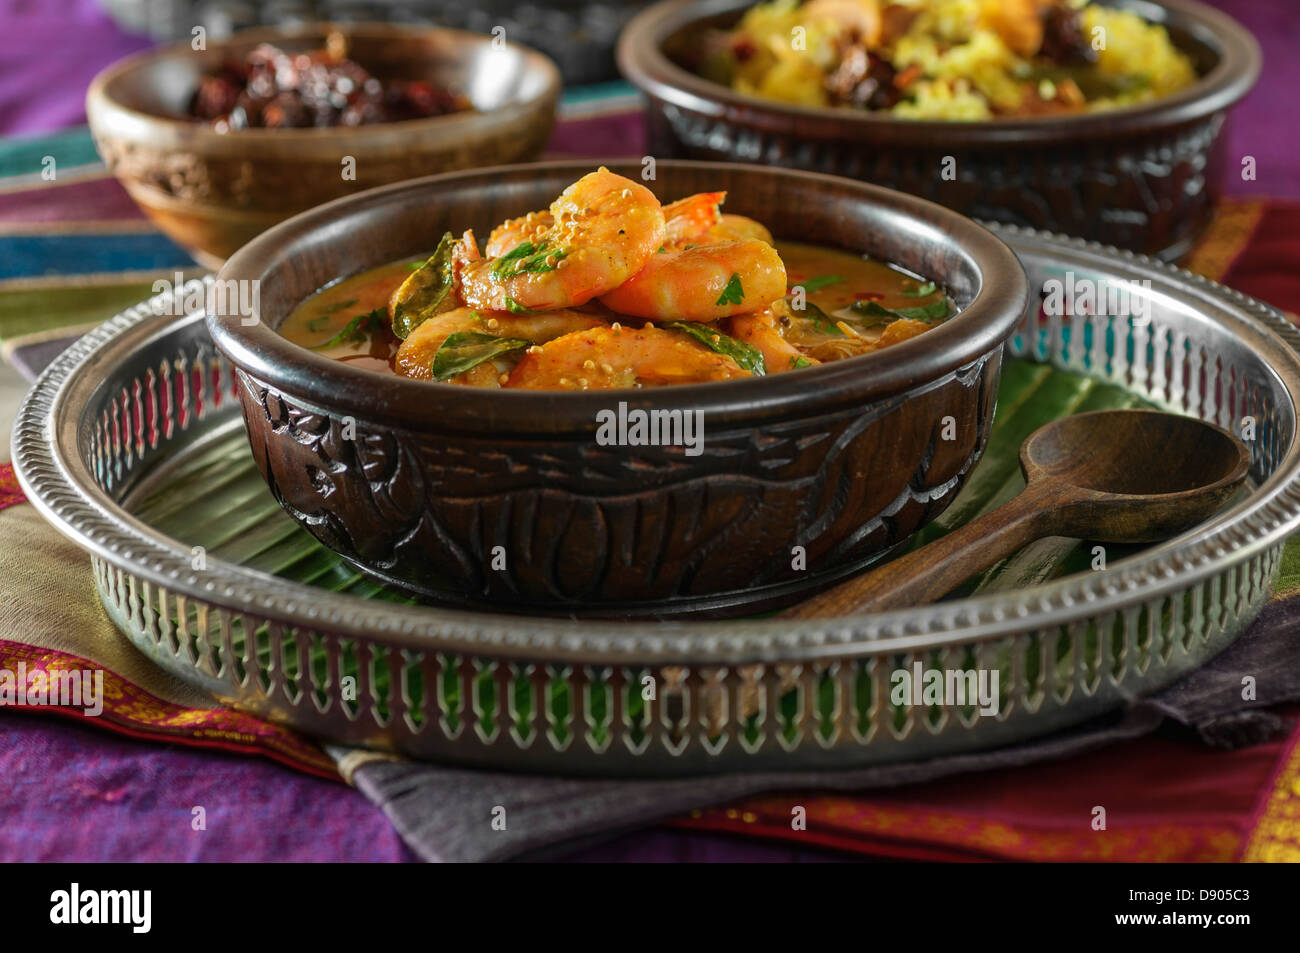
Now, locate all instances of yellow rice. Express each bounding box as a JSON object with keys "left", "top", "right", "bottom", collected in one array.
[{"left": 722, "top": 0, "right": 1197, "bottom": 119}]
